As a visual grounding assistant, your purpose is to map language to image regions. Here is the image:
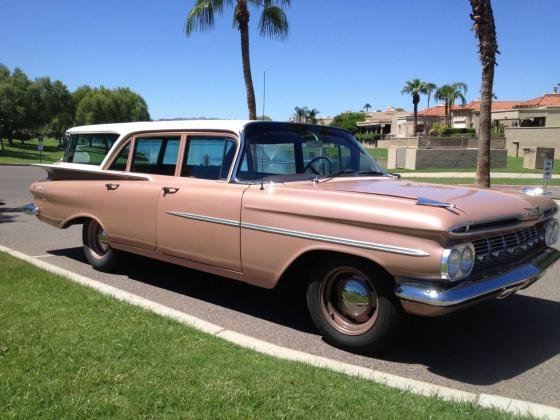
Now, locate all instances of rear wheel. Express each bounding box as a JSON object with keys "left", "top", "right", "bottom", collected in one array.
[
  {"left": 306, "top": 256, "right": 402, "bottom": 353},
  {"left": 82, "top": 219, "right": 119, "bottom": 272}
]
